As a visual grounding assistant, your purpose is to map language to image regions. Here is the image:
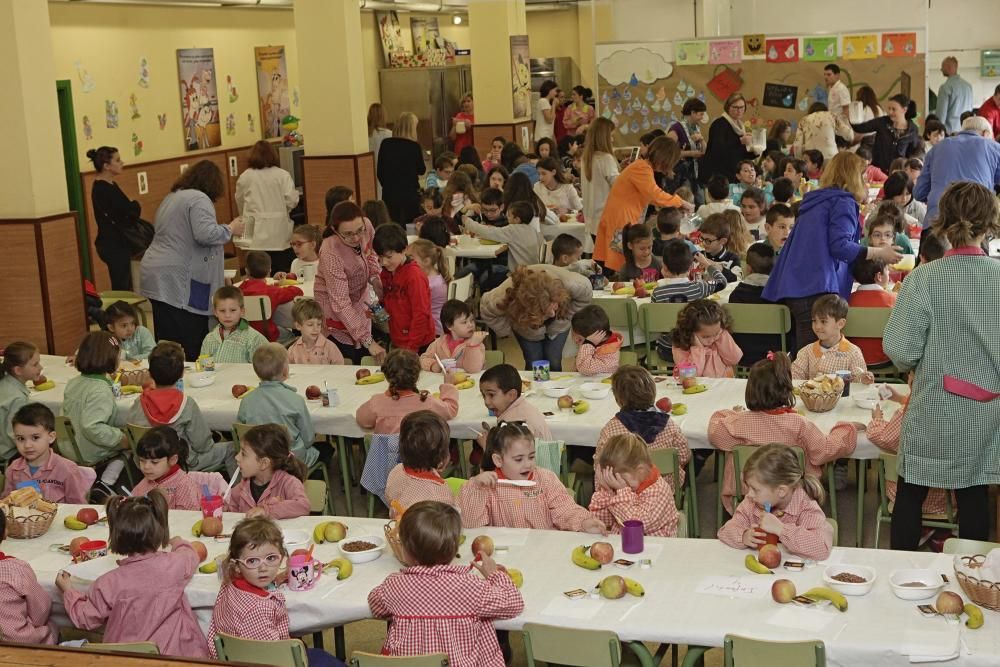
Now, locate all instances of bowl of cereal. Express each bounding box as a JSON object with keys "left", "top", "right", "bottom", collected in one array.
[
  {"left": 823, "top": 564, "right": 877, "bottom": 596},
  {"left": 338, "top": 535, "right": 386, "bottom": 564},
  {"left": 888, "top": 569, "right": 945, "bottom": 600}
]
